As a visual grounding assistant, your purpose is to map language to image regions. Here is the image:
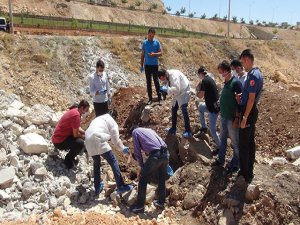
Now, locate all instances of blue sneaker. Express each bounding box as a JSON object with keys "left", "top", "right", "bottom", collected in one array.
[
  {"left": 166, "top": 127, "right": 176, "bottom": 135},
  {"left": 182, "top": 131, "right": 192, "bottom": 138},
  {"left": 117, "top": 184, "right": 133, "bottom": 194},
  {"left": 95, "top": 181, "right": 104, "bottom": 195}
]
